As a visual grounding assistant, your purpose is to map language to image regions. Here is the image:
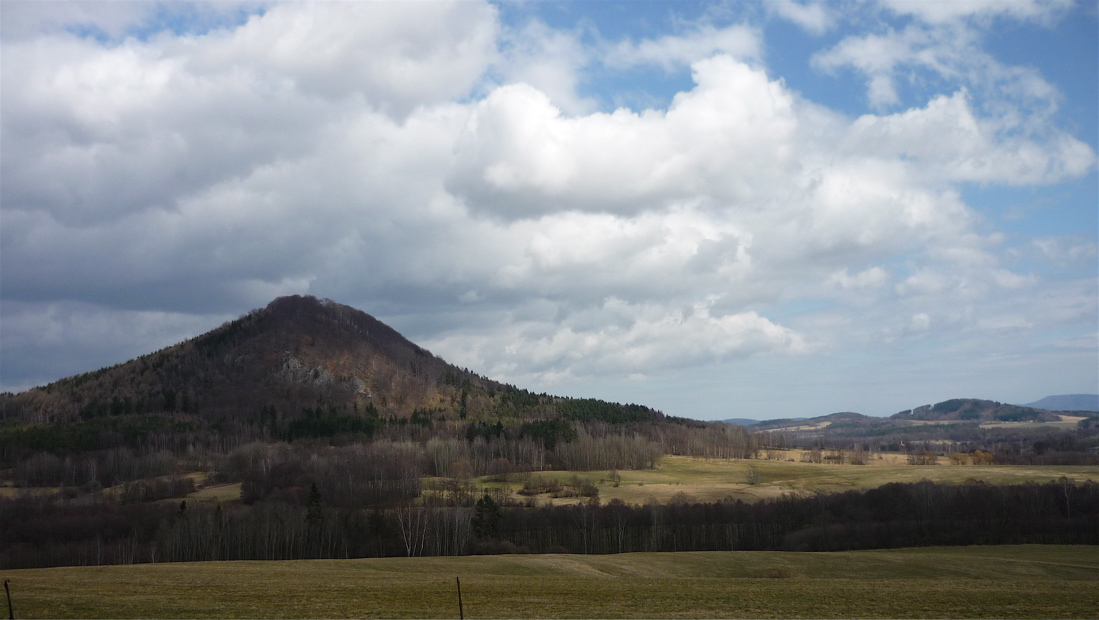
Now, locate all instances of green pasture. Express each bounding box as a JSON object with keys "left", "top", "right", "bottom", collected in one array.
[
  {"left": 479, "top": 454, "right": 1099, "bottom": 505},
  {"left": 3, "top": 545, "right": 1096, "bottom": 618}
]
